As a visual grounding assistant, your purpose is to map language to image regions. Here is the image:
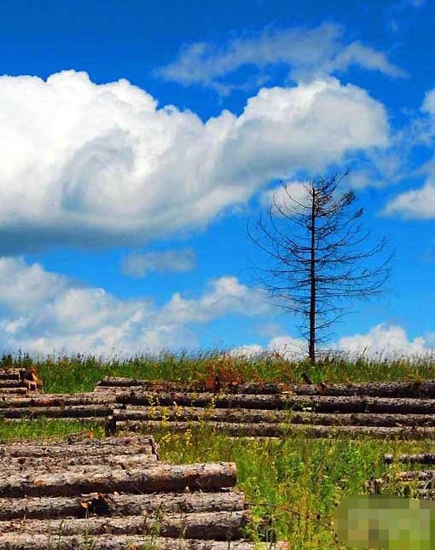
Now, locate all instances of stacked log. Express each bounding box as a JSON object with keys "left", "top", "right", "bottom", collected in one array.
[
  {"left": 0, "top": 368, "right": 43, "bottom": 396},
  {"left": 0, "top": 434, "right": 280, "bottom": 550}
]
